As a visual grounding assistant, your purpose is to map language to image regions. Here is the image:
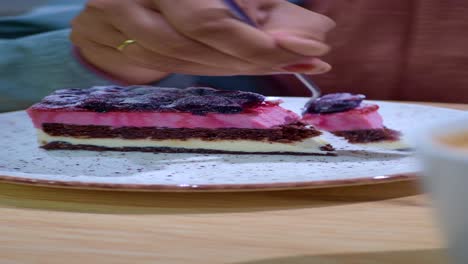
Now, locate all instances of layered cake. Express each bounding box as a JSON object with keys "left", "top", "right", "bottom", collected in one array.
[
  {"left": 27, "top": 86, "right": 334, "bottom": 155},
  {"left": 301, "top": 93, "right": 405, "bottom": 149}
]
